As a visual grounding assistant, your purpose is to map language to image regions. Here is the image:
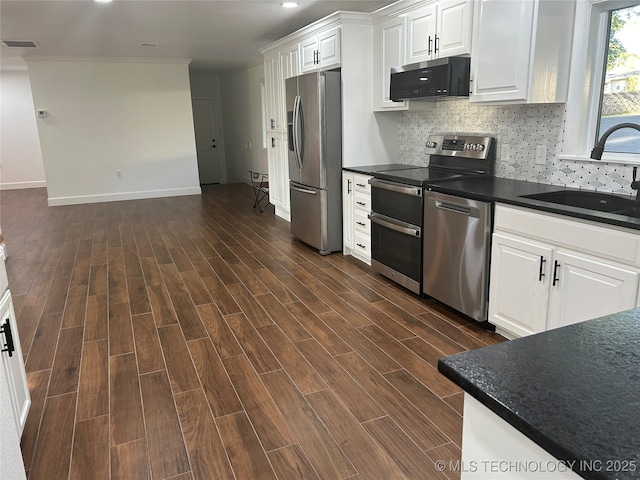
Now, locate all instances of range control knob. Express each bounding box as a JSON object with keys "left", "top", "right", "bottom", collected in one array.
[
  {"left": 426, "top": 141, "right": 438, "bottom": 148},
  {"left": 477, "top": 144, "right": 485, "bottom": 151},
  {"left": 471, "top": 144, "right": 478, "bottom": 151}
]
